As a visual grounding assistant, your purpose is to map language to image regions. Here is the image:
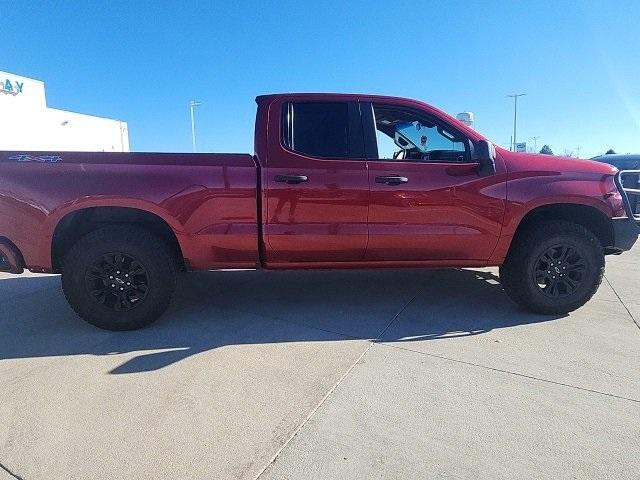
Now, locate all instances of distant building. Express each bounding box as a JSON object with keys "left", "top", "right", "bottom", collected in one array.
[
  {"left": 0, "top": 70, "right": 129, "bottom": 152},
  {"left": 456, "top": 111, "right": 475, "bottom": 129}
]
